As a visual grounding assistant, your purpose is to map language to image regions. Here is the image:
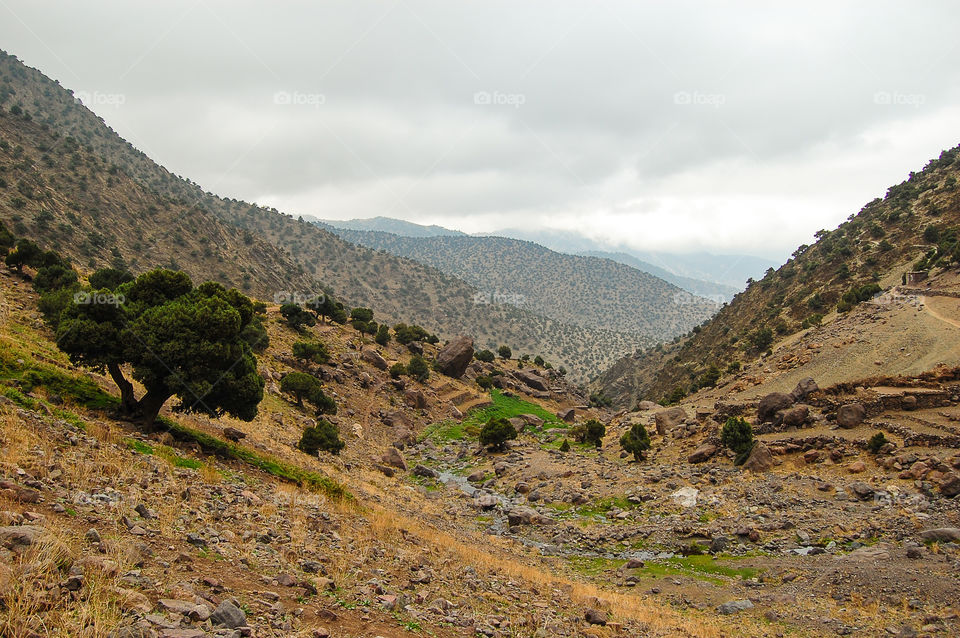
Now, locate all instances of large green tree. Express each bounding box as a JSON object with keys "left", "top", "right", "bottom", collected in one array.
[{"left": 55, "top": 269, "right": 264, "bottom": 425}]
